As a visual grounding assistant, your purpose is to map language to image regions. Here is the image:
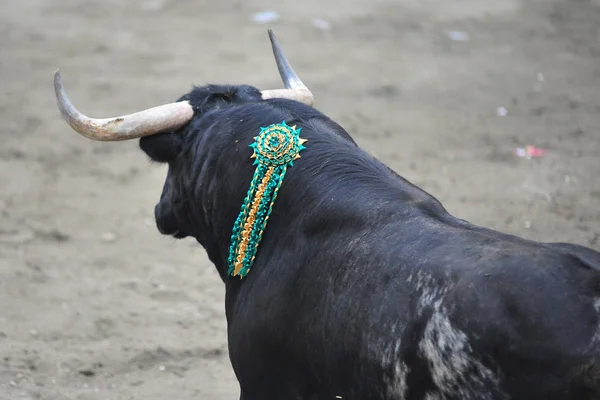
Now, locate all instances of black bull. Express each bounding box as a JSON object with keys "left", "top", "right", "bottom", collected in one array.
[
  {"left": 138, "top": 88, "right": 600, "bottom": 400},
  {"left": 56, "top": 36, "right": 600, "bottom": 400}
]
